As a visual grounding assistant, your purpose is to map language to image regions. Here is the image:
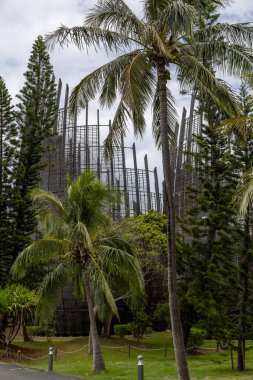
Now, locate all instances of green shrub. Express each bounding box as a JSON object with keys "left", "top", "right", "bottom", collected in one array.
[
  {"left": 26, "top": 325, "right": 43, "bottom": 338},
  {"left": 187, "top": 327, "right": 206, "bottom": 350},
  {"left": 153, "top": 303, "right": 170, "bottom": 331},
  {"left": 114, "top": 324, "right": 131, "bottom": 338},
  {"left": 130, "top": 311, "right": 151, "bottom": 342},
  {"left": 145, "top": 326, "right": 152, "bottom": 335}
]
